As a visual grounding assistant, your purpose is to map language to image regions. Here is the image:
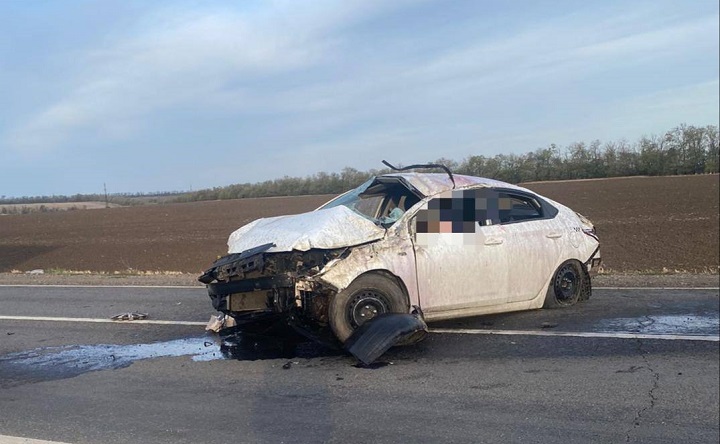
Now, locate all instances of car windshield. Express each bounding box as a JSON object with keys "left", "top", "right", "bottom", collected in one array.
[
  {"left": 318, "top": 179, "right": 383, "bottom": 223},
  {"left": 318, "top": 177, "right": 421, "bottom": 226}
]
